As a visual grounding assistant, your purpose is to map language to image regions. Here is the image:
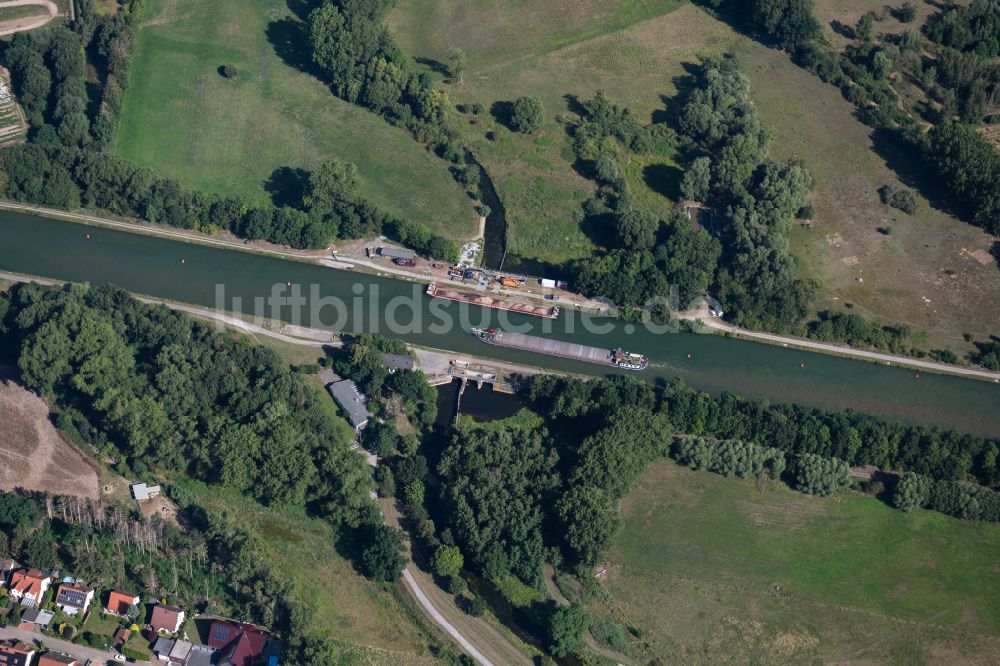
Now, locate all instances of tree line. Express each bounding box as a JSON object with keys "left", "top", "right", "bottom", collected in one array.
[{"left": 0, "top": 2, "right": 458, "bottom": 260}]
